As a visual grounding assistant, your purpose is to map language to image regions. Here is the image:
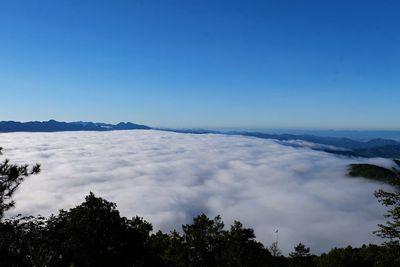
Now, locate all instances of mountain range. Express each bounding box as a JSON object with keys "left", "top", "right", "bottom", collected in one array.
[
  {"left": 0, "top": 120, "right": 150, "bottom": 132},
  {"left": 232, "top": 131, "right": 400, "bottom": 158},
  {"left": 159, "top": 128, "right": 400, "bottom": 159},
  {"left": 1, "top": 120, "right": 399, "bottom": 159}
]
